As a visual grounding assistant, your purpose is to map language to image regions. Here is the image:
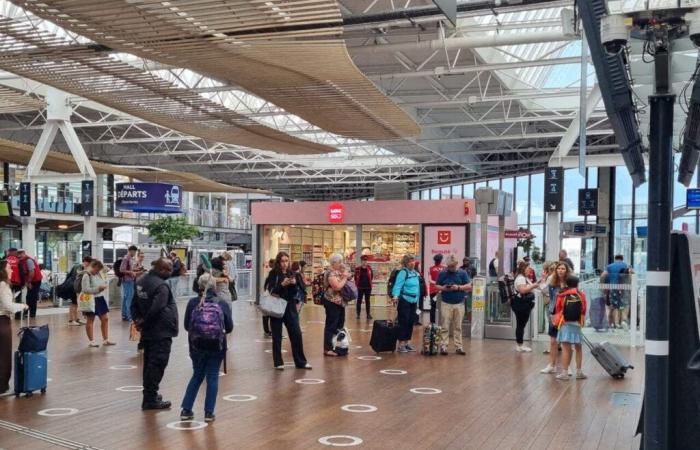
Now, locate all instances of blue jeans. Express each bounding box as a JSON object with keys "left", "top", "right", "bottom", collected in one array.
[
  {"left": 121, "top": 280, "right": 134, "bottom": 321},
  {"left": 181, "top": 350, "right": 224, "bottom": 414},
  {"left": 167, "top": 278, "right": 179, "bottom": 298}
]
